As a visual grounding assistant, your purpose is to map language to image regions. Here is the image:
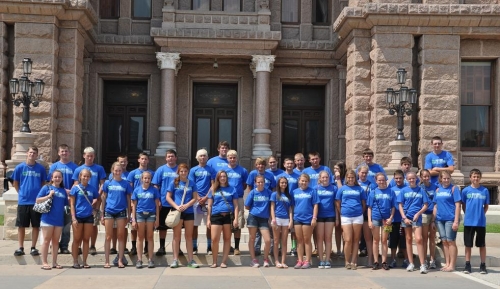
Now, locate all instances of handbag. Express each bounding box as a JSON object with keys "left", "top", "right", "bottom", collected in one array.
[
  {"left": 165, "top": 180, "right": 189, "bottom": 228},
  {"left": 33, "top": 186, "right": 53, "bottom": 214},
  {"left": 219, "top": 189, "right": 238, "bottom": 232}
]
